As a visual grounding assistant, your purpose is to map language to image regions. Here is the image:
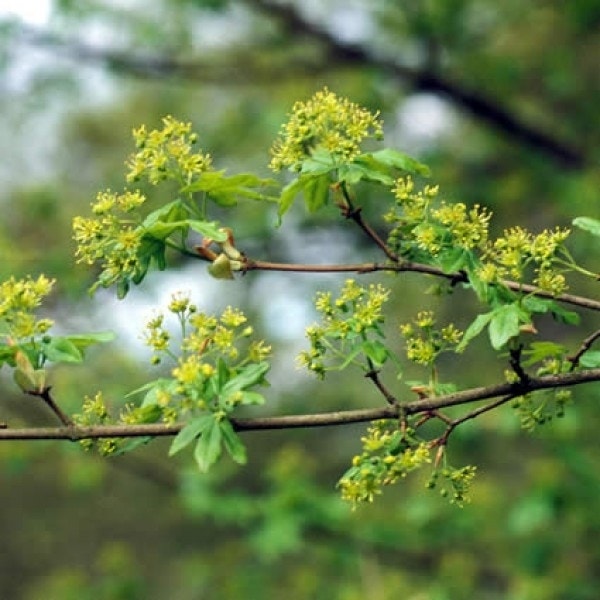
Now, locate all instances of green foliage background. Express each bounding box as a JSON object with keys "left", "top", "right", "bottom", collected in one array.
[{"left": 0, "top": 1, "right": 599, "bottom": 598}]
